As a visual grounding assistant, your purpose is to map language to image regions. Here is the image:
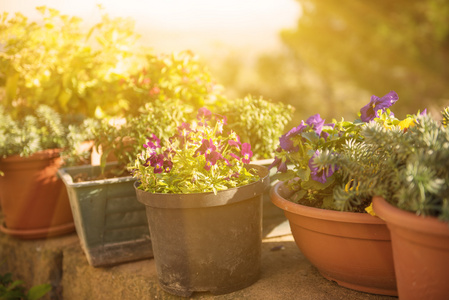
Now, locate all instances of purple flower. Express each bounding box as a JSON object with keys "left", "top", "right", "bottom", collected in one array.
[
  {"left": 163, "top": 160, "right": 173, "bottom": 173},
  {"left": 241, "top": 143, "right": 253, "bottom": 164},
  {"left": 194, "top": 138, "right": 216, "bottom": 157},
  {"left": 420, "top": 109, "right": 427, "bottom": 116},
  {"left": 148, "top": 153, "right": 163, "bottom": 166},
  {"left": 215, "top": 114, "right": 227, "bottom": 125},
  {"left": 164, "top": 147, "right": 175, "bottom": 159},
  {"left": 228, "top": 135, "right": 241, "bottom": 149},
  {"left": 197, "top": 107, "right": 212, "bottom": 119},
  {"left": 306, "top": 114, "right": 325, "bottom": 135},
  {"left": 197, "top": 107, "right": 212, "bottom": 125},
  {"left": 204, "top": 151, "right": 221, "bottom": 171},
  {"left": 143, "top": 134, "right": 161, "bottom": 150},
  {"left": 224, "top": 172, "right": 240, "bottom": 181},
  {"left": 152, "top": 154, "right": 165, "bottom": 174},
  {"left": 308, "top": 151, "right": 335, "bottom": 183},
  {"left": 172, "top": 122, "right": 194, "bottom": 146},
  {"left": 279, "top": 122, "right": 306, "bottom": 151},
  {"left": 360, "top": 91, "right": 399, "bottom": 122},
  {"left": 177, "top": 122, "right": 192, "bottom": 136},
  {"left": 268, "top": 157, "right": 289, "bottom": 173}
]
